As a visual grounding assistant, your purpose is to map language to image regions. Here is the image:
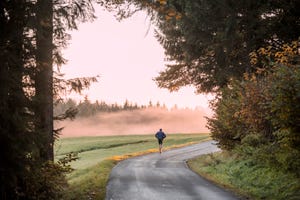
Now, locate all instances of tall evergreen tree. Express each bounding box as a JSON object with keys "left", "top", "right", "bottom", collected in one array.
[
  {"left": 35, "top": 0, "right": 54, "bottom": 161},
  {"left": 0, "top": 0, "right": 97, "bottom": 198},
  {"left": 0, "top": 1, "right": 38, "bottom": 198}
]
